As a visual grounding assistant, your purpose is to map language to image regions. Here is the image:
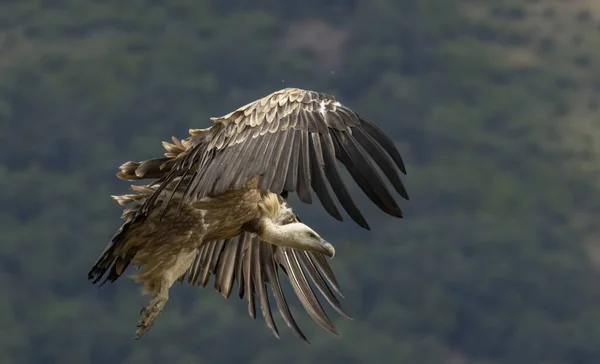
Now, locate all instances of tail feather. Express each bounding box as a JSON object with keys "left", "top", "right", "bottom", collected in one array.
[
  {"left": 88, "top": 210, "right": 139, "bottom": 285},
  {"left": 88, "top": 185, "right": 155, "bottom": 285}
]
